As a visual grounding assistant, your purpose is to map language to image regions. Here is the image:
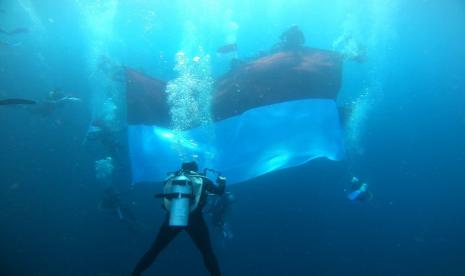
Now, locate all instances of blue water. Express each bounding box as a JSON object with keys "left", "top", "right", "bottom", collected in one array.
[{"left": 1, "top": 0, "right": 465, "bottom": 275}]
